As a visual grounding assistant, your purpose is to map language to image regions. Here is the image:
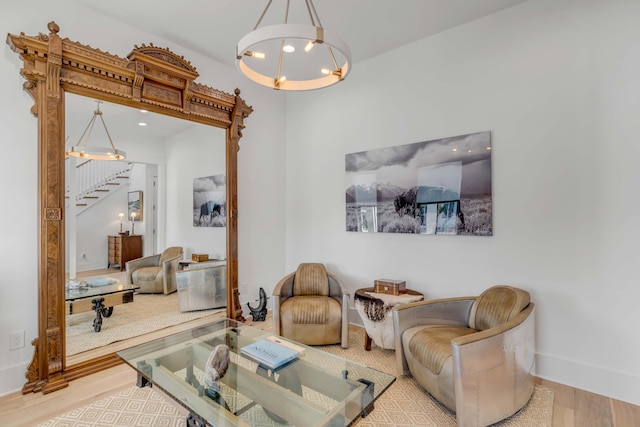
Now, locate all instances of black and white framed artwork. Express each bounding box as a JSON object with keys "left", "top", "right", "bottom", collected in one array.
[
  {"left": 193, "top": 175, "right": 226, "bottom": 227},
  {"left": 345, "top": 131, "right": 492, "bottom": 236}
]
